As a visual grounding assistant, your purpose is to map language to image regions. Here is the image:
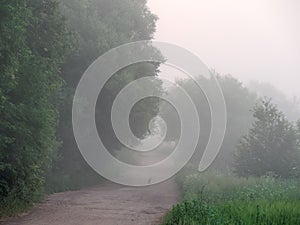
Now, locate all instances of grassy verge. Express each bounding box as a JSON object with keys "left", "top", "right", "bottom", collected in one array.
[
  {"left": 162, "top": 171, "right": 300, "bottom": 224},
  {"left": 0, "top": 170, "right": 104, "bottom": 220},
  {"left": 0, "top": 191, "right": 42, "bottom": 220},
  {"left": 0, "top": 199, "right": 32, "bottom": 220}
]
